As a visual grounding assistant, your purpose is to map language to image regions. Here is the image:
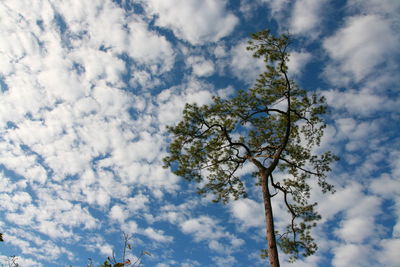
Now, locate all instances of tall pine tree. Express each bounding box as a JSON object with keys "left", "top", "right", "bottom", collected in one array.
[{"left": 164, "top": 30, "right": 337, "bottom": 266}]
